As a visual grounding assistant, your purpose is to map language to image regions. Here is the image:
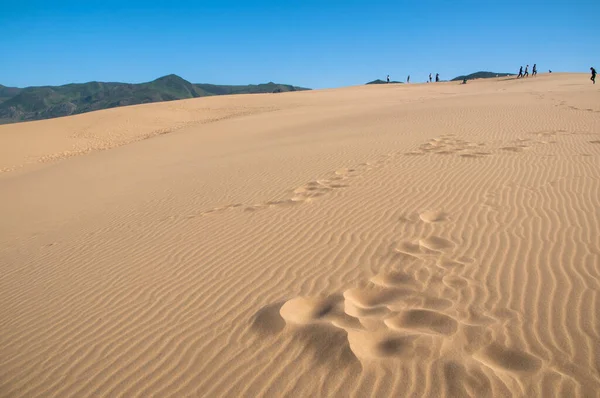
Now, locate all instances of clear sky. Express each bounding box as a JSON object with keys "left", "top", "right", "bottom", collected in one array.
[{"left": 1, "top": 0, "right": 597, "bottom": 88}]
